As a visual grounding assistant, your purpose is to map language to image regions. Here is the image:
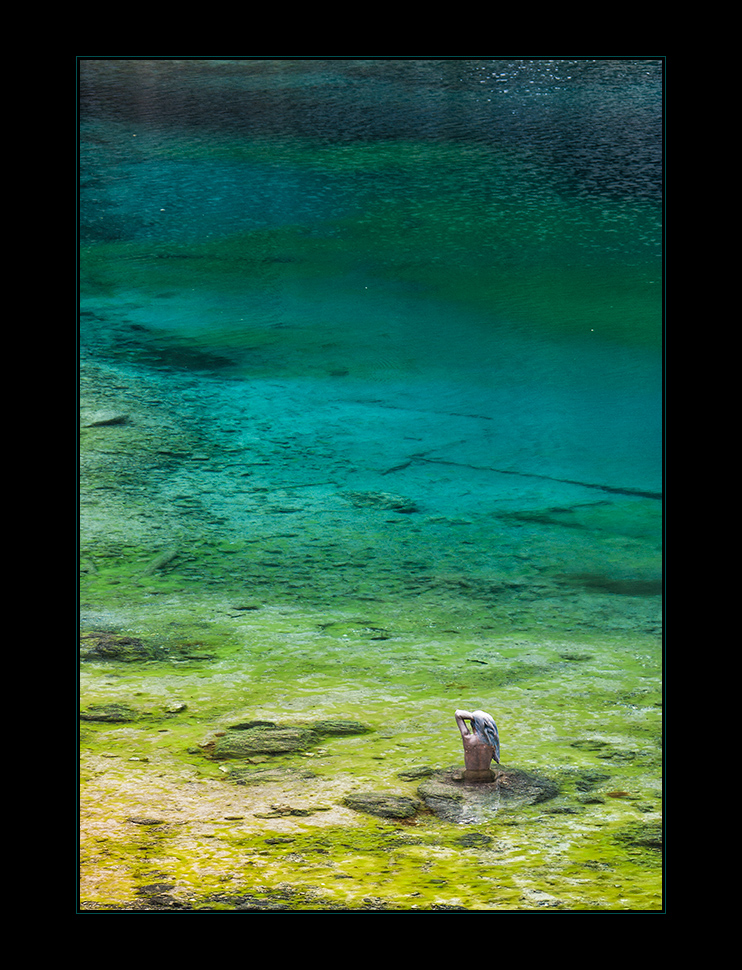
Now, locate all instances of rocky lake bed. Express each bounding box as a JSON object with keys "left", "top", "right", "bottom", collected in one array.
[{"left": 79, "top": 58, "right": 662, "bottom": 911}]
